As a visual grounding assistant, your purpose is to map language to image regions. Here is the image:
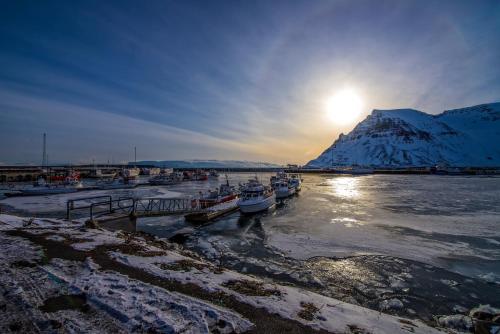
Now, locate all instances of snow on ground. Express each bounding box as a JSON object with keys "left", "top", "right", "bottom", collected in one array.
[
  {"left": 44, "top": 258, "right": 253, "bottom": 333},
  {"left": 0, "top": 215, "right": 252, "bottom": 333},
  {"left": 0, "top": 232, "right": 127, "bottom": 333},
  {"left": 0, "top": 213, "right": 451, "bottom": 333},
  {"left": 0, "top": 213, "right": 69, "bottom": 230},
  {"left": 109, "top": 251, "right": 443, "bottom": 334}
]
